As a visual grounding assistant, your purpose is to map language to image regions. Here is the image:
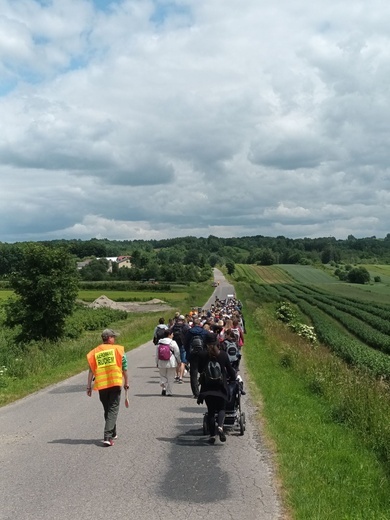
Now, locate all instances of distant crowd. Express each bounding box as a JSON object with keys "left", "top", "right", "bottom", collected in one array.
[{"left": 153, "top": 295, "right": 246, "bottom": 443}]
